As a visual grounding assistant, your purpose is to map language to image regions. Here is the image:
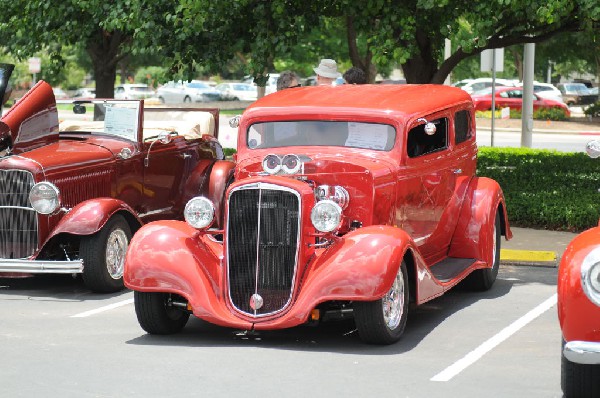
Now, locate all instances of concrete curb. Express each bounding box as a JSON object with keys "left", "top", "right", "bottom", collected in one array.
[
  {"left": 500, "top": 249, "right": 558, "bottom": 267},
  {"left": 477, "top": 126, "right": 600, "bottom": 136}
]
